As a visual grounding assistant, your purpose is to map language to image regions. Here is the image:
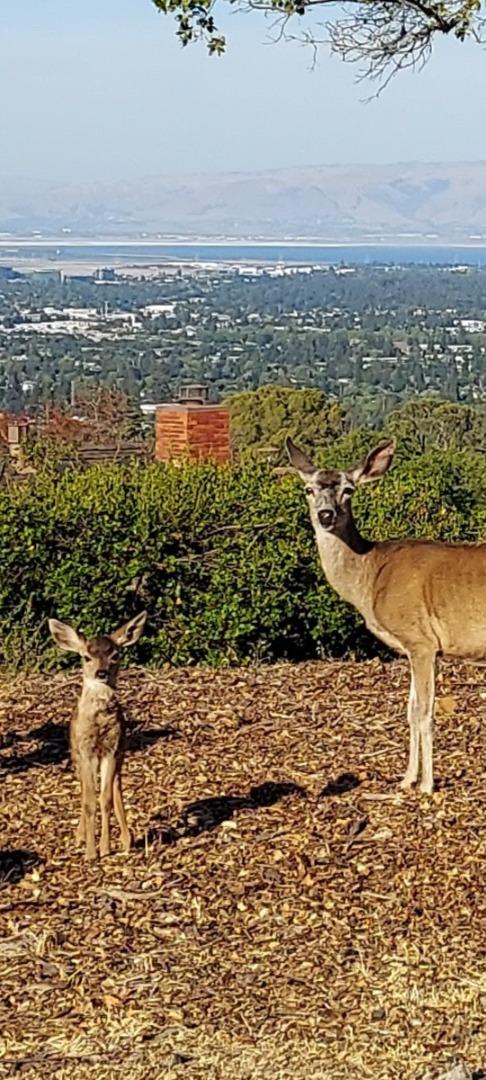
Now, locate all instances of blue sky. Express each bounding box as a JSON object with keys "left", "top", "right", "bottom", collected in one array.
[{"left": 1, "top": 0, "right": 485, "bottom": 180}]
